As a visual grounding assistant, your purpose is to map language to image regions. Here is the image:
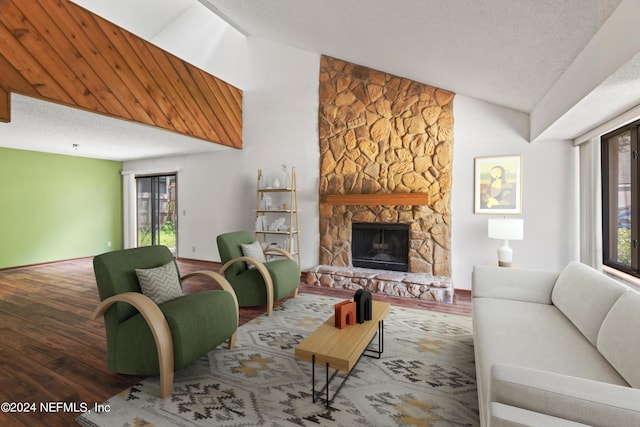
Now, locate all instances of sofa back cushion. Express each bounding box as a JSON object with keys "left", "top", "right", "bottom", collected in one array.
[
  {"left": 551, "top": 262, "right": 626, "bottom": 346},
  {"left": 597, "top": 290, "right": 640, "bottom": 388},
  {"left": 93, "top": 245, "right": 179, "bottom": 322}
]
